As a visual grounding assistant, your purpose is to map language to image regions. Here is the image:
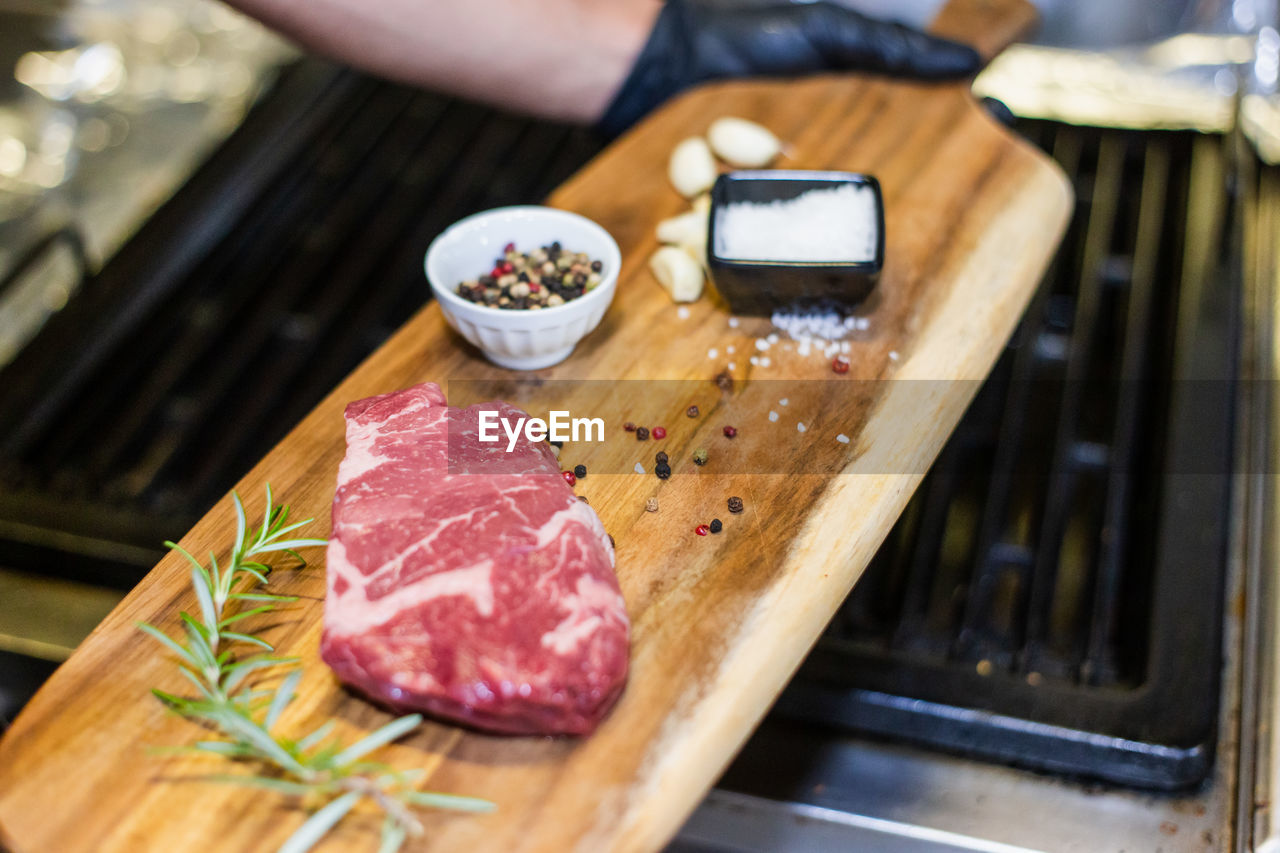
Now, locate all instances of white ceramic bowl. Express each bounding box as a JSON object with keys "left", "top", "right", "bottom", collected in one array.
[{"left": 425, "top": 206, "right": 621, "bottom": 370}]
